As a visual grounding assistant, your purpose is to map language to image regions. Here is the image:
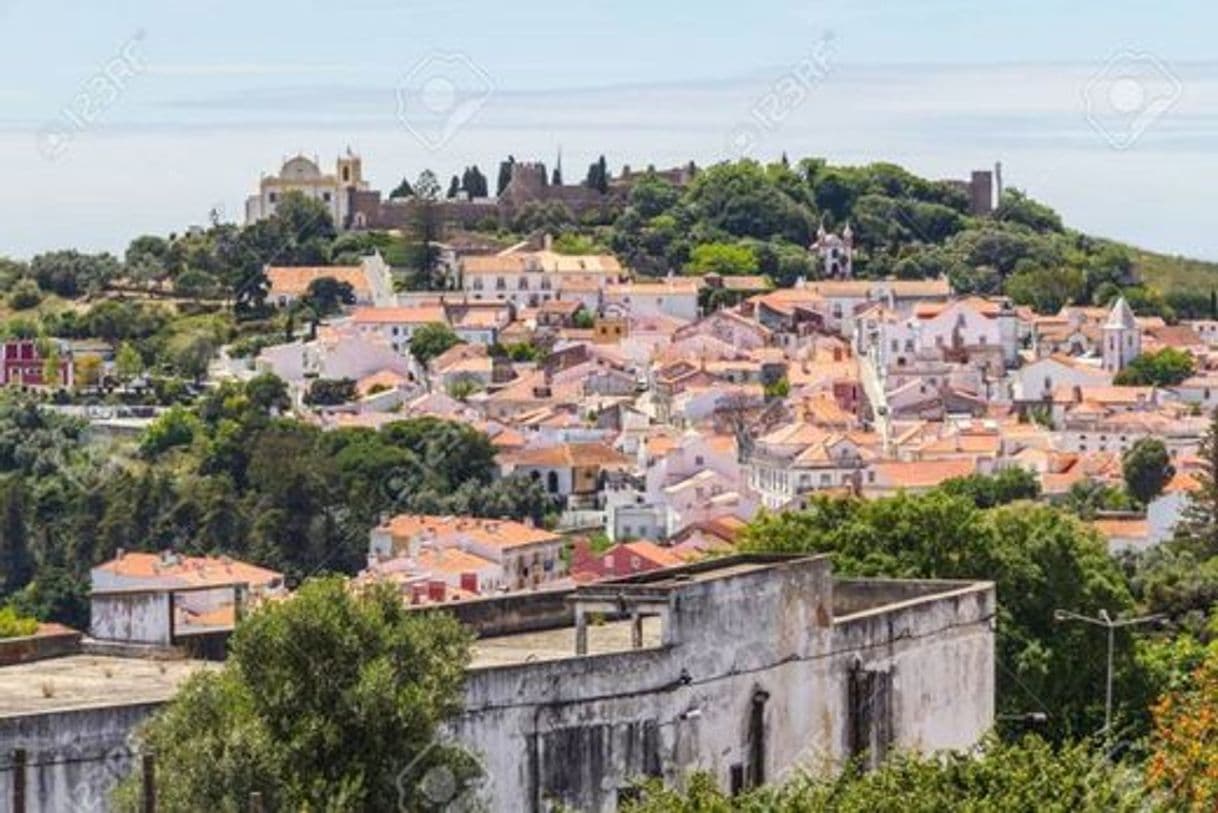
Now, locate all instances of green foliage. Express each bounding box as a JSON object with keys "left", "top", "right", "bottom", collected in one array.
[
  {"left": 304, "top": 378, "right": 358, "bottom": 406},
  {"left": 623, "top": 736, "right": 1148, "bottom": 812},
  {"left": 409, "top": 322, "right": 461, "bottom": 364},
  {"left": 140, "top": 406, "right": 202, "bottom": 457},
  {"left": 686, "top": 242, "right": 760, "bottom": 276},
  {"left": 1113, "top": 348, "right": 1195, "bottom": 387},
  {"left": 763, "top": 377, "right": 790, "bottom": 399},
  {"left": 741, "top": 492, "right": 1136, "bottom": 740},
  {"left": 7, "top": 279, "right": 42, "bottom": 310},
  {"left": 1122, "top": 438, "right": 1174, "bottom": 505},
  {"left": 940, "top": 467, "right": 1041, "bottom": 508},
  {"left": 0, "top": 604, "right": 37, "bottom": 638},
  {"left": 114, "top": 578, "right": 475, "bottom": 812}
]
